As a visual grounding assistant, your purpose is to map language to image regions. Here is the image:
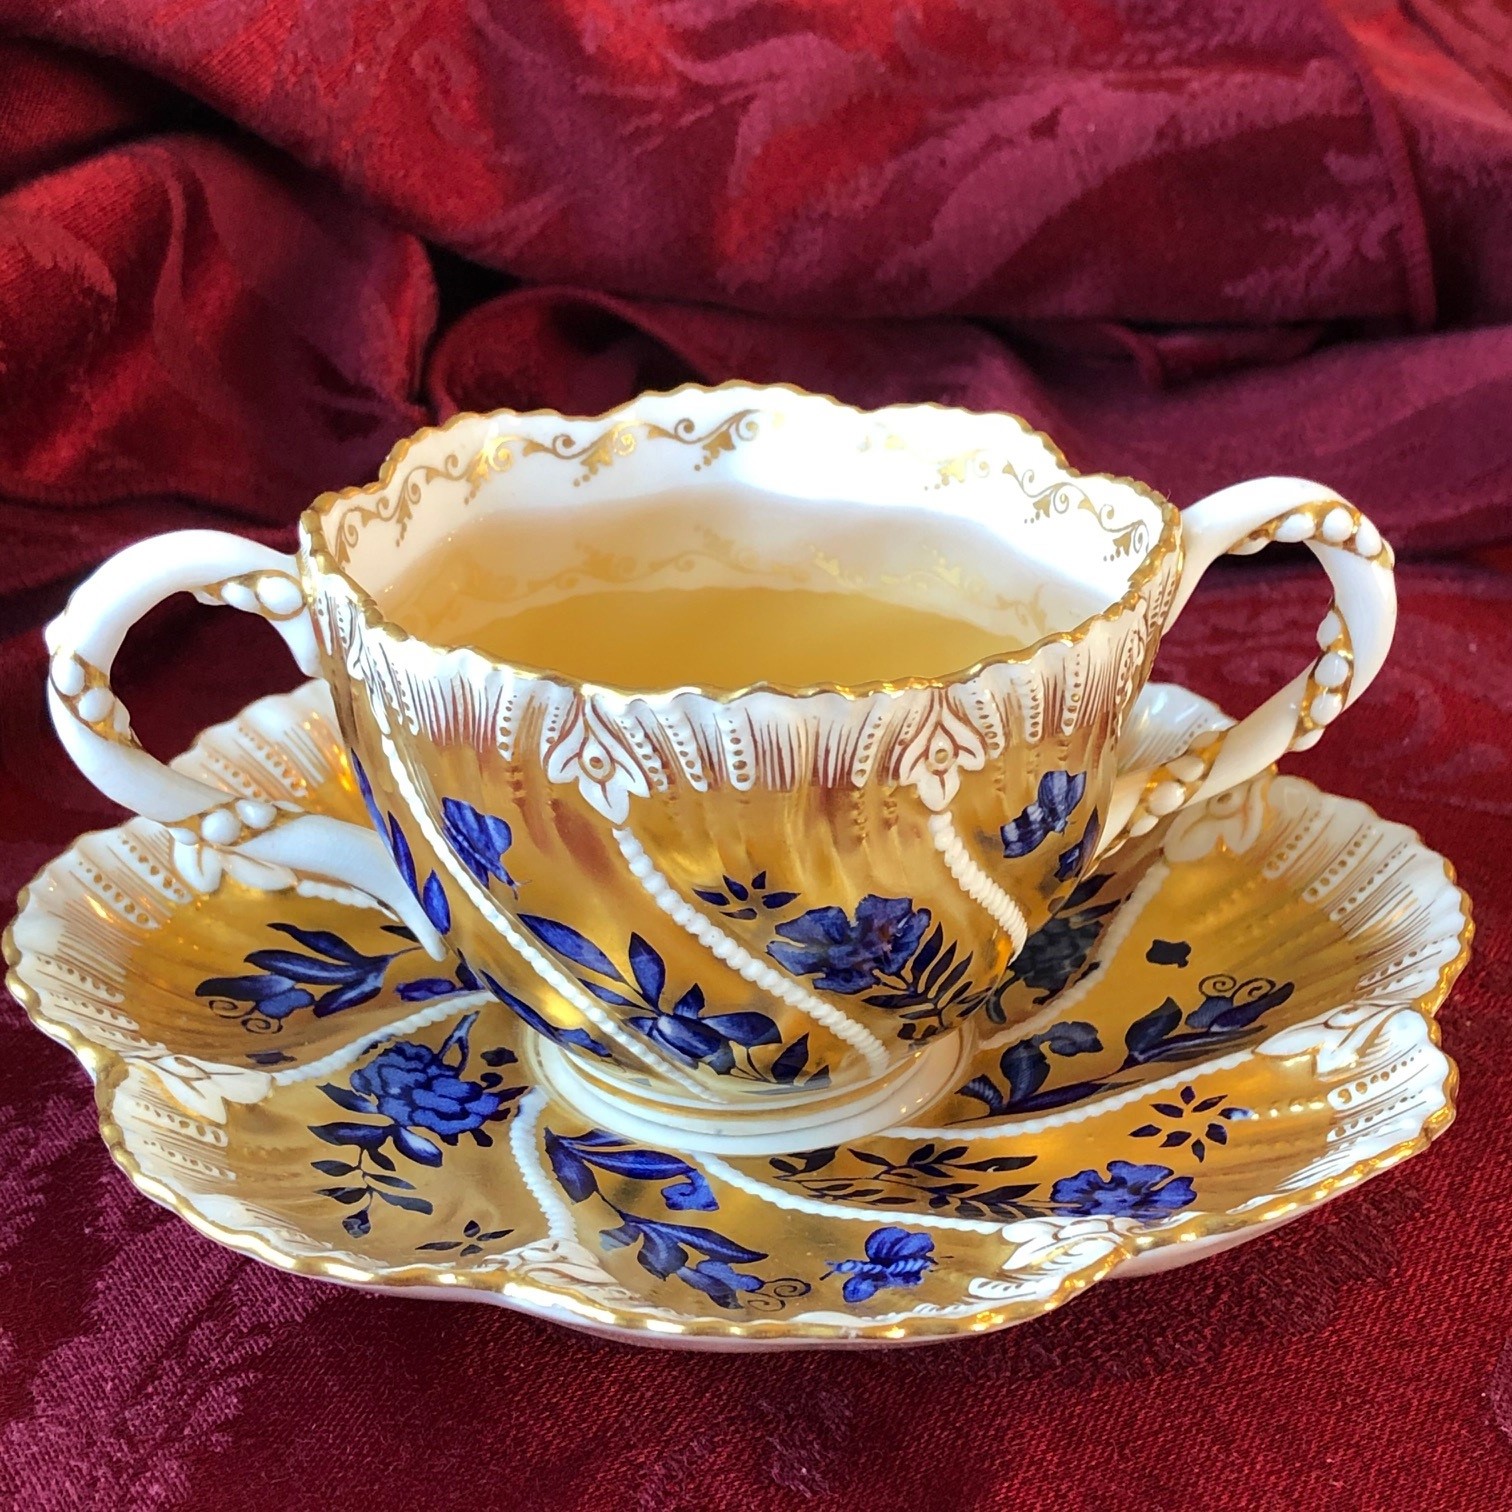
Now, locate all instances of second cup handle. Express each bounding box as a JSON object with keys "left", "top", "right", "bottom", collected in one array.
[
  {"left": 1101, "top": 477, "right": 1397, "bottom": 851},
  {"left": 45, "top": 529, "right": 445, "bottom": 956}
]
